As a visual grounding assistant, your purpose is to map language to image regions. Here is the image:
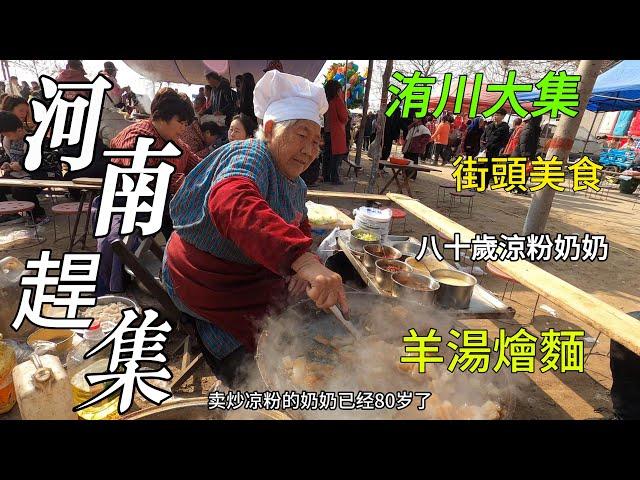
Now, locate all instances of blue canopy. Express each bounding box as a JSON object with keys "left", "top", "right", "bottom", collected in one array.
[{"left": 517, "top": 61, "right": 640, "bottom": 112}]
